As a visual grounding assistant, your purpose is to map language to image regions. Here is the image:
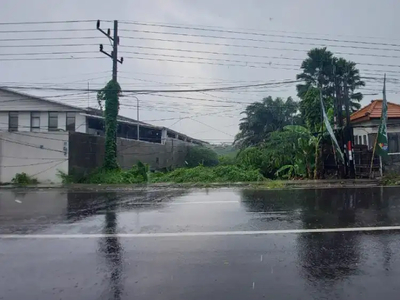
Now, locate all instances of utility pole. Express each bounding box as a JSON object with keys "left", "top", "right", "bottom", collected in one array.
[
  {"left": 96, "top": 20, "right": 123, "bottom": 81},
  {"left": 334, "top": 65, "right": 345, "bottom": 178},
  {"left": 344, "top": 75, "right": 356, "bottom": 179},
  {"left": 96, "top": 20, "right": 123, "bottom": 169}
]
